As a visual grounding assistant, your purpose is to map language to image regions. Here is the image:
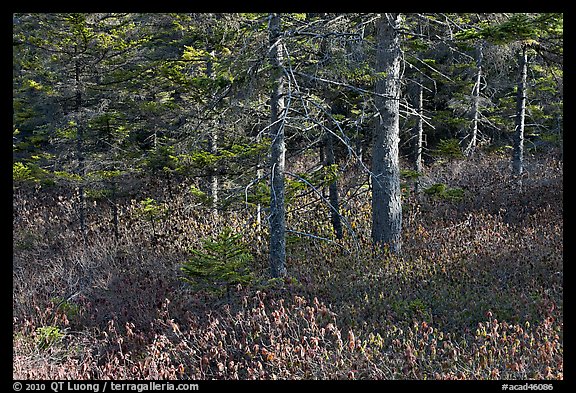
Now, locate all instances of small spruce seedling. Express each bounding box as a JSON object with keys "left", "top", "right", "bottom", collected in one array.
[
  {"left": 35, "top": 325, "right": 64, "bottom": 350},
  {"left": 180, "top": 227, "right": 254, "bottom": 301}
]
